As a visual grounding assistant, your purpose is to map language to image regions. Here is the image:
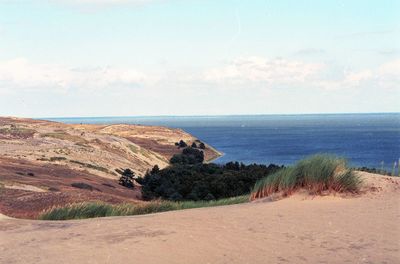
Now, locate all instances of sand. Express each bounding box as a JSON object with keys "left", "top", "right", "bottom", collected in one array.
[{"left": 1, "top": 172, "right": 399, "bottom": 264}]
